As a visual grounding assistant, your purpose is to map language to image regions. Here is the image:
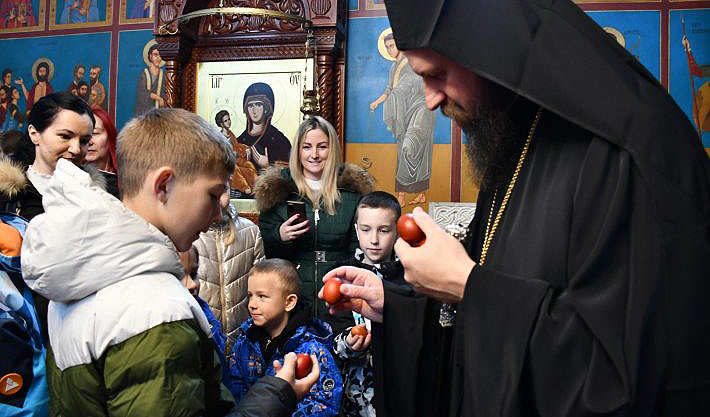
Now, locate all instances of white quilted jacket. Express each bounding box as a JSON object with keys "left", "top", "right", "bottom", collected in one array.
[{"left": 195, "top": 211, "right": 264, "bottom": 353}]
